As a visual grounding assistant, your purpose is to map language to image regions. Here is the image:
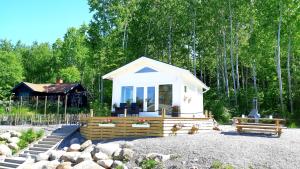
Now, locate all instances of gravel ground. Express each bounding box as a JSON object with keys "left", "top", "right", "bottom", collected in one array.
[{"left": 100, "top": 125, "right": 300, "bottom": 169}]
